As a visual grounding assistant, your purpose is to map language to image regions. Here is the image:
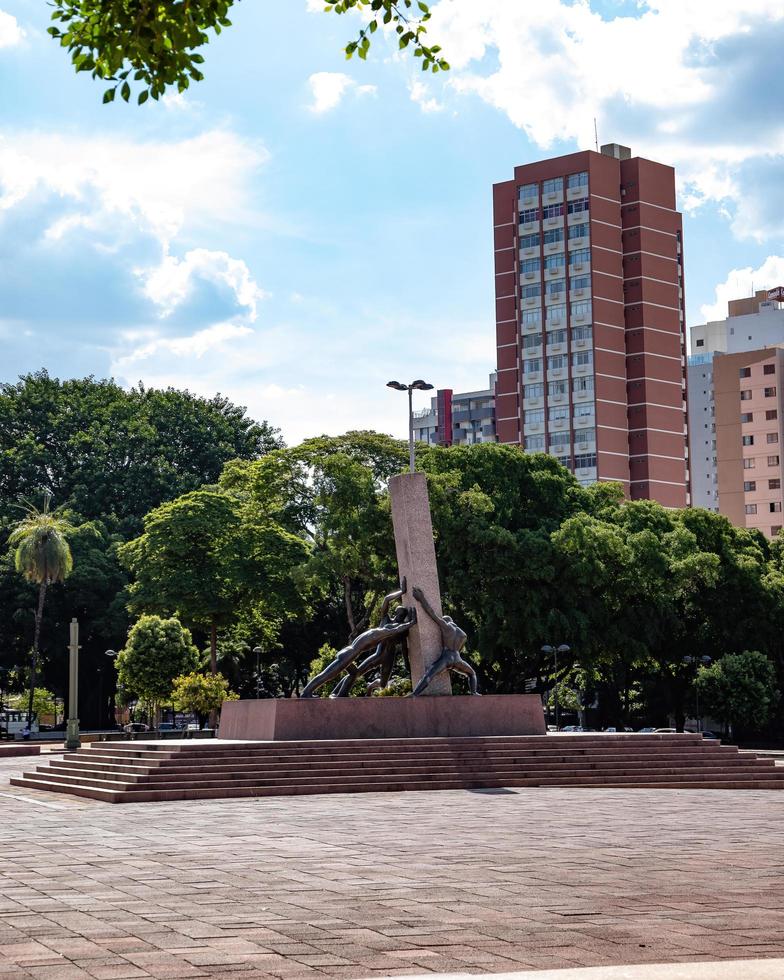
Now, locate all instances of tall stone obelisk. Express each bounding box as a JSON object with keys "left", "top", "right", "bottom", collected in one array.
[{"left": 389, "top": 472, "right": 451, "bottom": 696}]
